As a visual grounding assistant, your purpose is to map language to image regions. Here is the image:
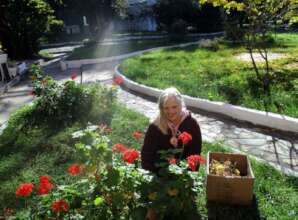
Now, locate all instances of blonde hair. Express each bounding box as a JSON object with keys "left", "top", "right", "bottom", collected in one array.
[{"left": 153, "top": 87, "right": 185, "bottom": 134}]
